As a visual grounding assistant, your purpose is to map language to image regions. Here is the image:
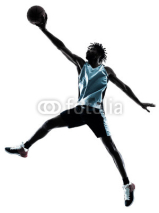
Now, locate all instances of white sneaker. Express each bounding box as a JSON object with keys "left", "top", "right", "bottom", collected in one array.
[
  {"left": 5, "top": 142, "right": 28, "bottom": 158},
  {"left": 122, "top": 182, "right": 135, "bottom": 206}
]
